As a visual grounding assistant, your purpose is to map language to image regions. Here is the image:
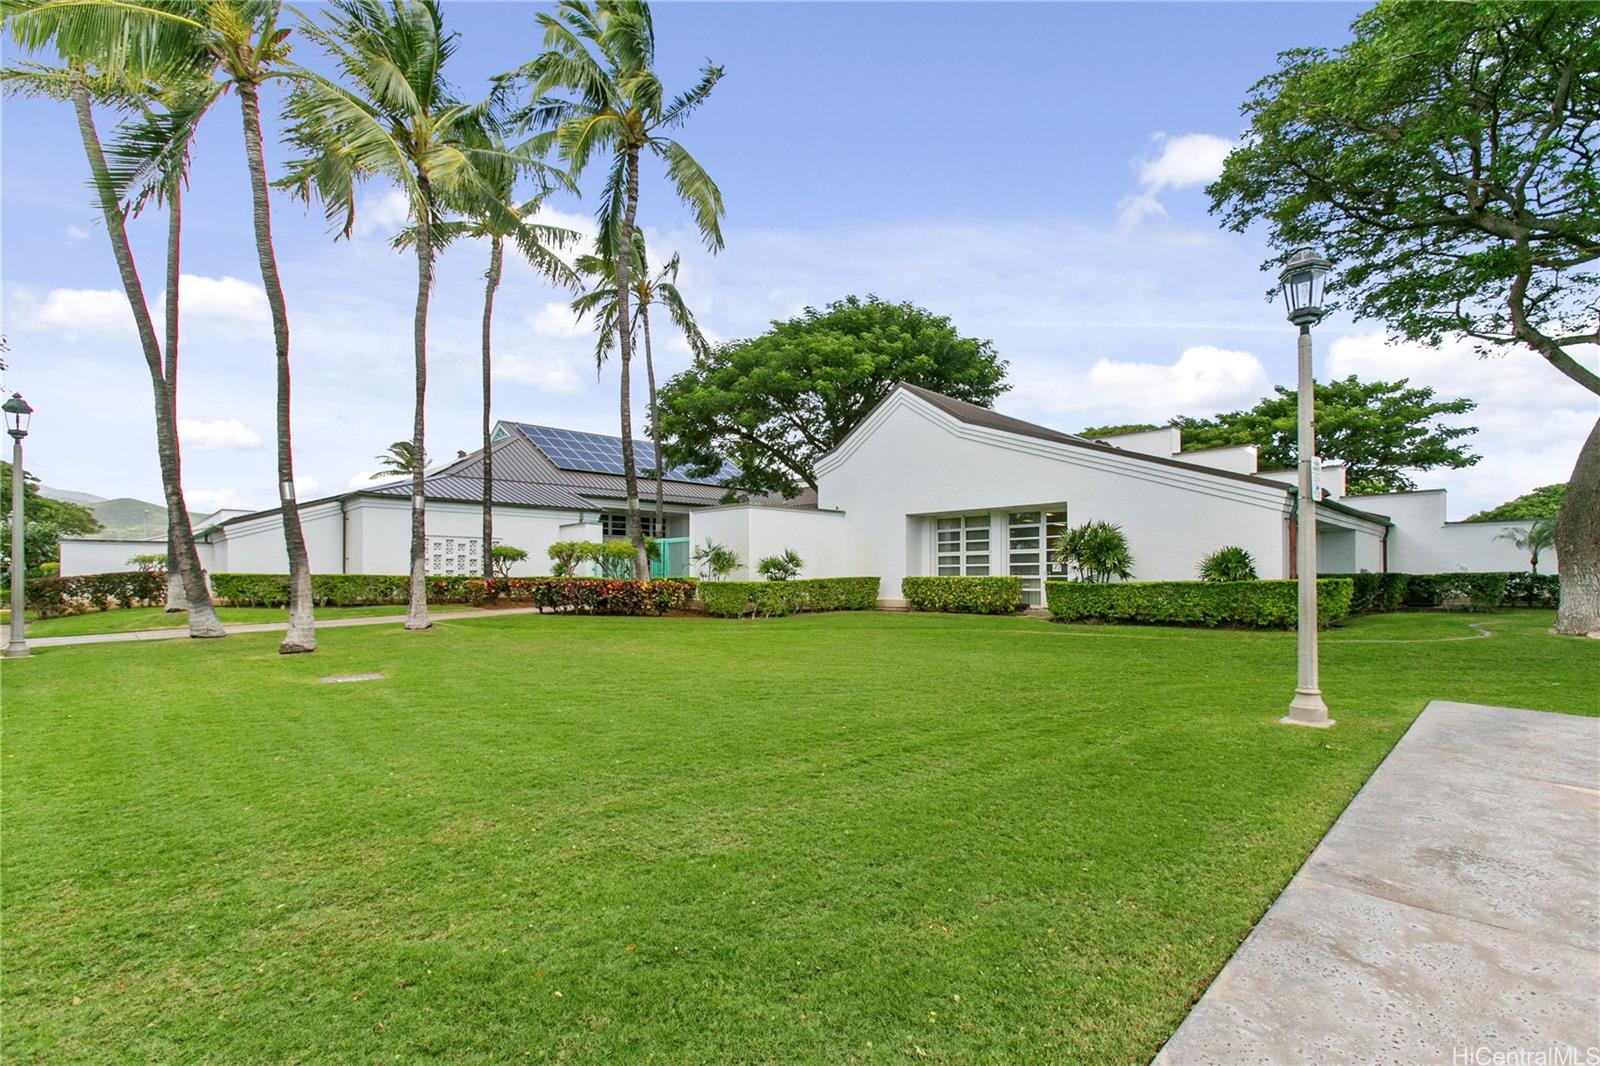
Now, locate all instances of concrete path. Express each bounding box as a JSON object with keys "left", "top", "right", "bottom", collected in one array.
[
  {"left": 1154, "top": 700, "right": 1600, "bottom": 1065},
  {"left": 2, "top": 606, "right": 549, "bottom": 649}
]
